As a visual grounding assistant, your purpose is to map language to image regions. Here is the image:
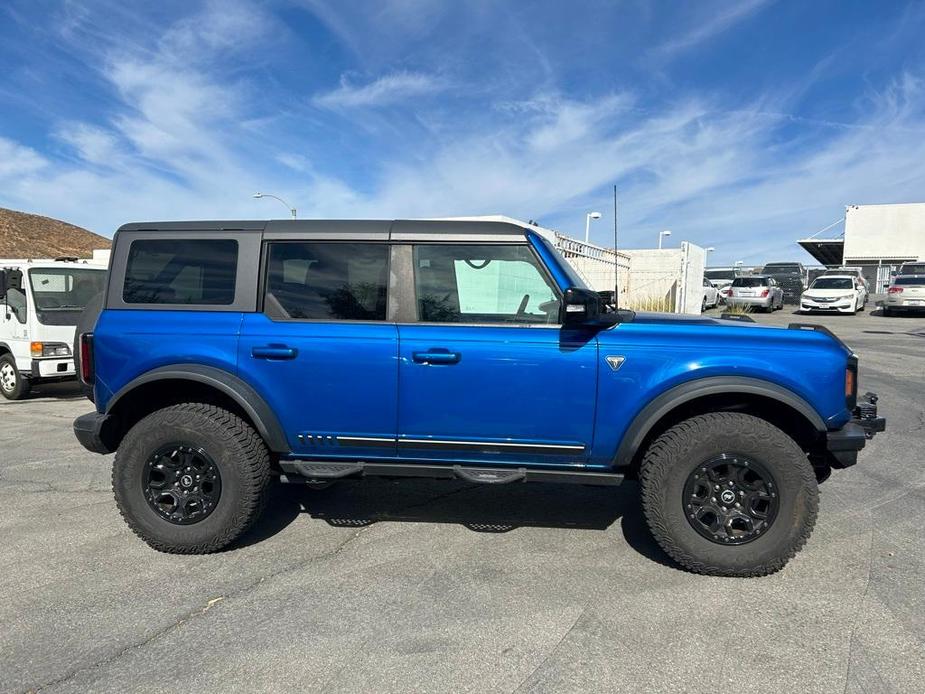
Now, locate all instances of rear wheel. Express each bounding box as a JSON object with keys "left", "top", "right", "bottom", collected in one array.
[
  {"left": 0, "top": 354, "right": 30, "bottom": 400},
  {"left": 113, "top": 403, "right": 271, "bottom": 553},
  {"left": 640, "top": 412, "right": 818, "bottom": 577}
]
